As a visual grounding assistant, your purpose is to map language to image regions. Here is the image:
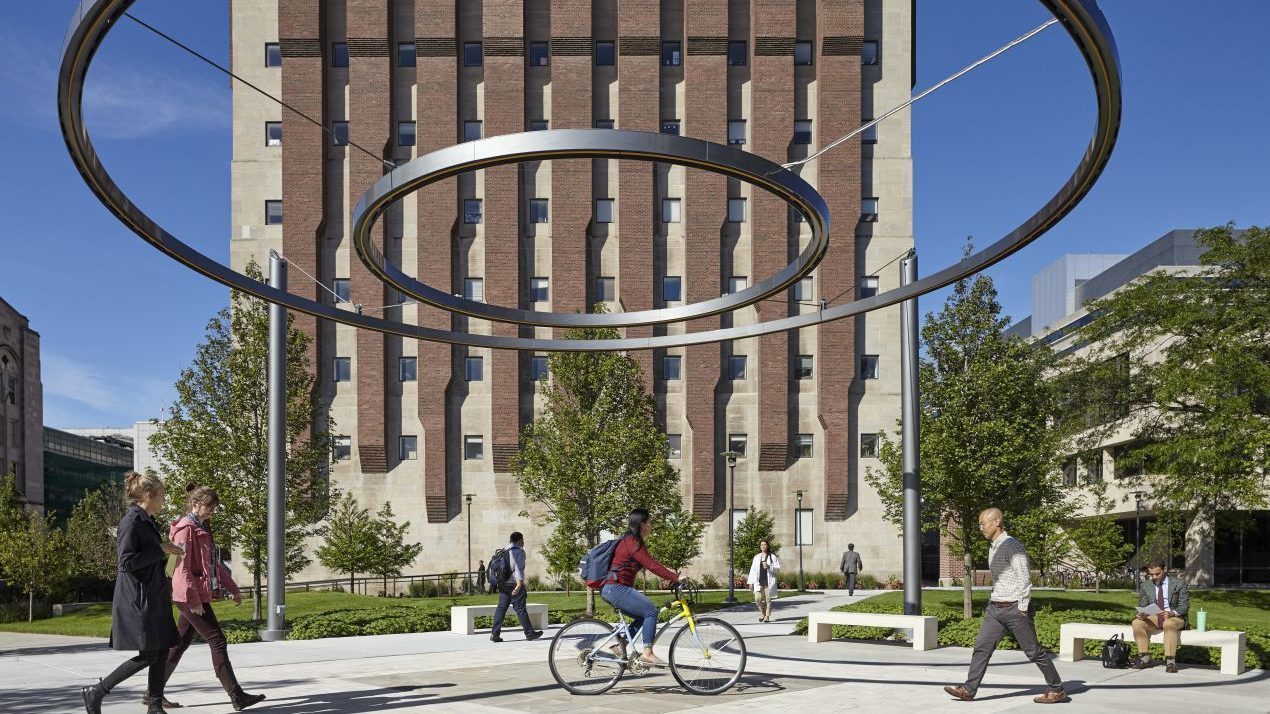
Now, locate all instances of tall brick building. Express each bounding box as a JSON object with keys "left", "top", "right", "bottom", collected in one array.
[{"left": 231, "top": 0, "right": 914, "bottom": 583}]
